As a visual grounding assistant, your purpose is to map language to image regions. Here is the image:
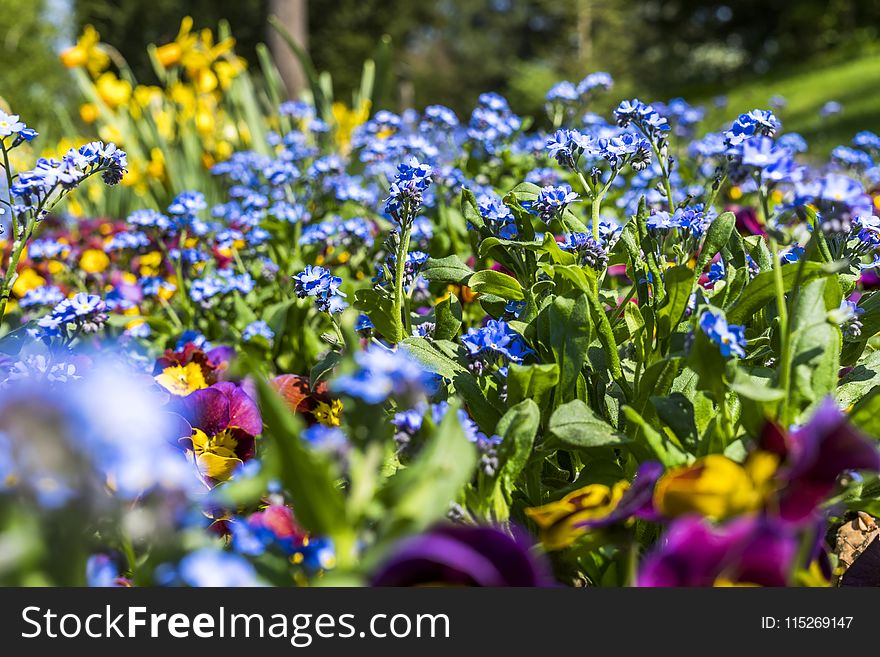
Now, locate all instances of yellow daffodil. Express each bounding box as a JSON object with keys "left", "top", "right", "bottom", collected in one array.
[
  {"left": 154, "top": 362, "right": 208, "bottom": 396},
  {"left": 79, "top": 103, "right": 100, "bottom": 124},
  {"left": 60, "top": 25, "right": 110, "bottom": 76},
  {"left": 95, "top": 72, "right": 132, "bottom": 109},
  {"left": 331, "top": 100, "right": 371, "bottom": 153}
]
